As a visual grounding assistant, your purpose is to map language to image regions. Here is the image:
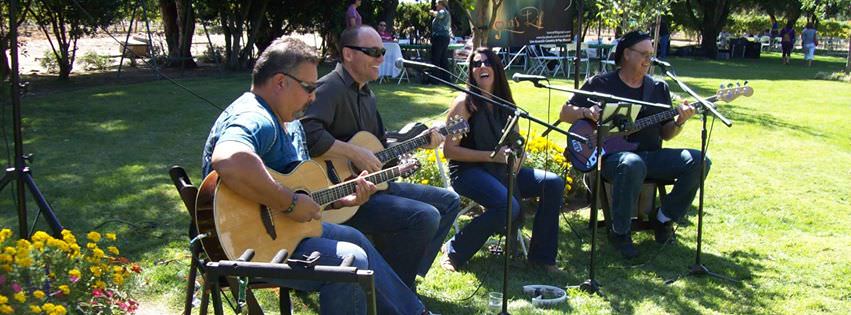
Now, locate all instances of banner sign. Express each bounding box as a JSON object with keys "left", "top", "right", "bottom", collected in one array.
[{"left": 486, "top": 0, "right": 575, "bottom": 47}]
